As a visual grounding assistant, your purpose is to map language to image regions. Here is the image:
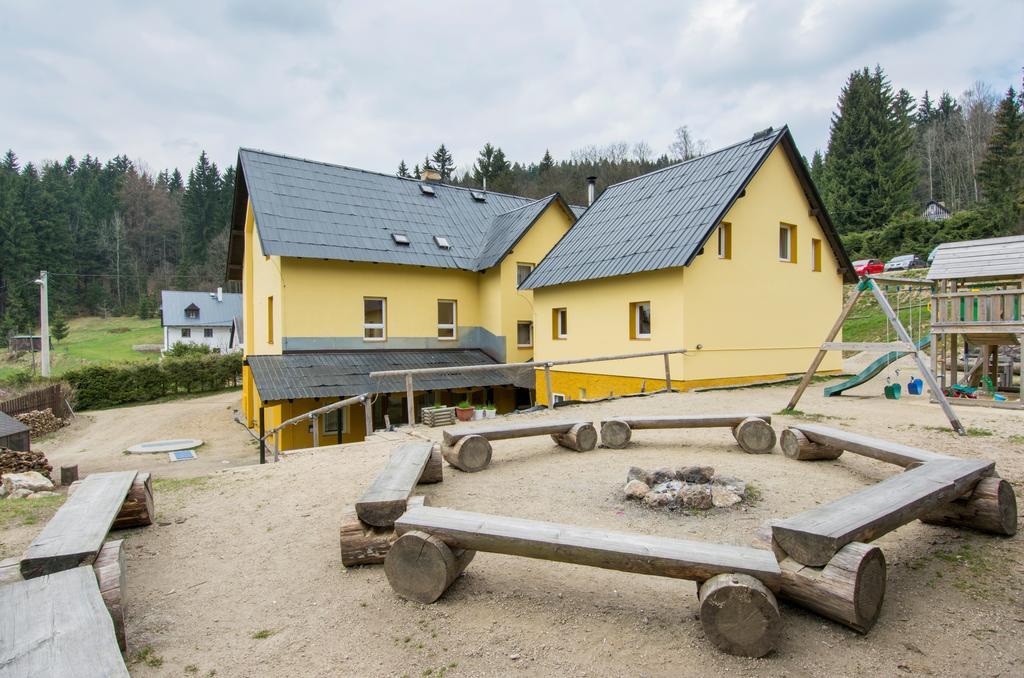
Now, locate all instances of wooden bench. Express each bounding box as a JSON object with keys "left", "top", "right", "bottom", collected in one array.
[
  {"left": 20, "top": 471, "right": 149, "bottom": 579},
  {"left": 772, "top": 458, "right": 995, "bottom": 566},
  {"left": 0, "top": 565, "right": 129, "bottom": 677},
  {"left": 355, "top": 443, "right": 442, "bottom": 528},
  {"left": 441, "top": 420, "right": 597, "bottom": 472},
  {"left": 600, "top": 414, "right": 776, "bottom": 453},
  {"left": 386, "top": 506, "right": 783, "bottom": 657}
]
